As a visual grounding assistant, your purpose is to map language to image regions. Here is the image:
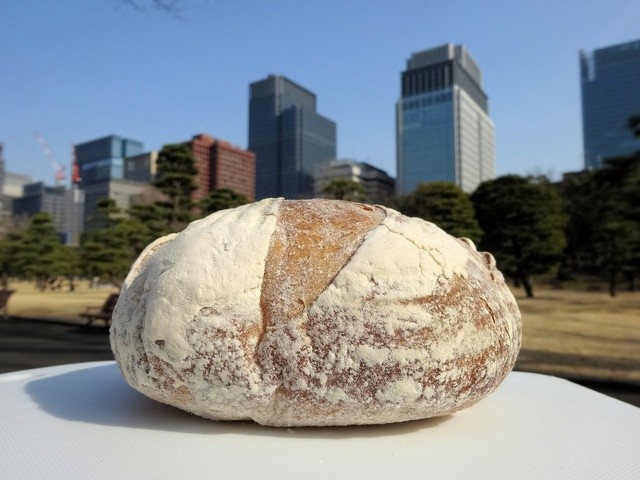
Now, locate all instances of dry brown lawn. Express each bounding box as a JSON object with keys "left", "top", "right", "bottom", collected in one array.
[
  {"left": 5, "top": 281, "right": 118, "bottom": 324},
  {"left": 514, "top": 287, "right": 640, "bottom": 384},
  {"left": 4, "top": 281, "right": 639, "bottom": 384}
]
